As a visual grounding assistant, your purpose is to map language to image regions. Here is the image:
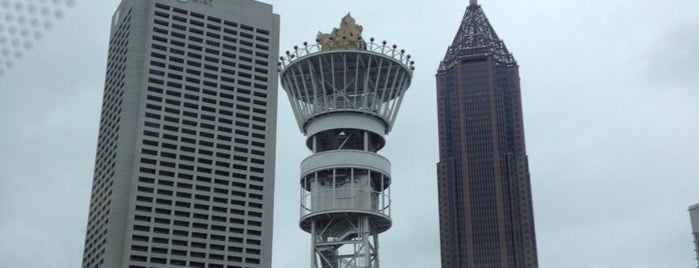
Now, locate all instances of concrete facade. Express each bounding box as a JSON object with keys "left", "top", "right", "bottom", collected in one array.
[{"left": 81, "top": 1, "right": 279, "bottom": 267}]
